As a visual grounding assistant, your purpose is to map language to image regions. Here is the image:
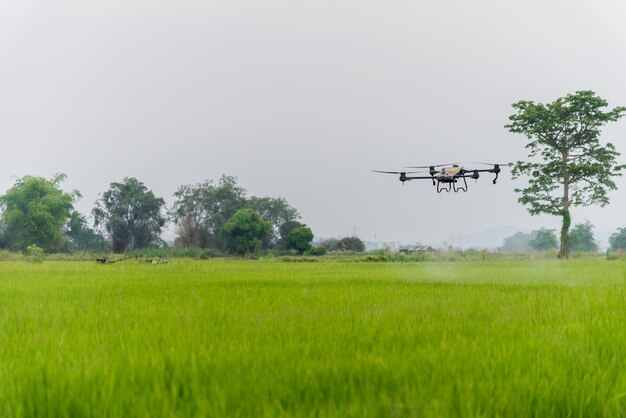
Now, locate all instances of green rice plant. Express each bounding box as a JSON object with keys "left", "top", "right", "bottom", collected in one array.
[{"left": 1, "top": 260, "right": 626, "bottom": 417}]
